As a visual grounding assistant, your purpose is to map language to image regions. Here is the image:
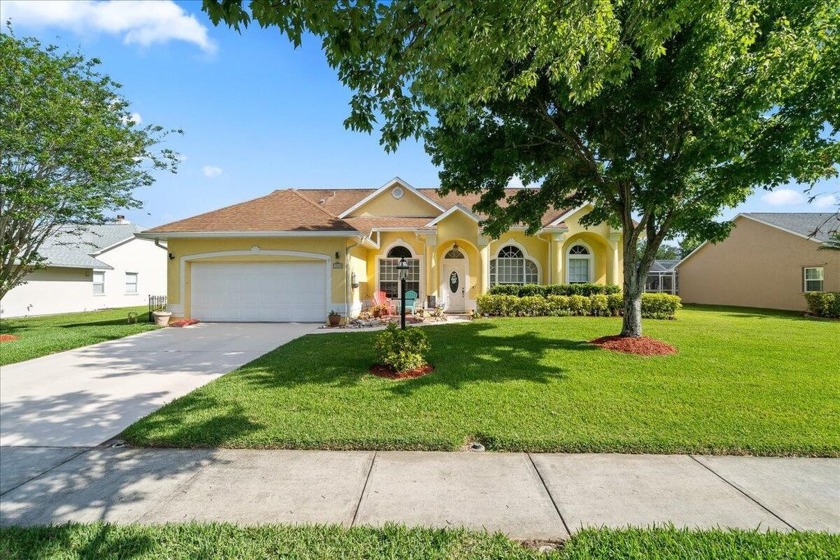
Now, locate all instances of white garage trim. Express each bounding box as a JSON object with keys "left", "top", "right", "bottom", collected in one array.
[{"left": 179, "top": 250, "right": 332, "bottom": 319}]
